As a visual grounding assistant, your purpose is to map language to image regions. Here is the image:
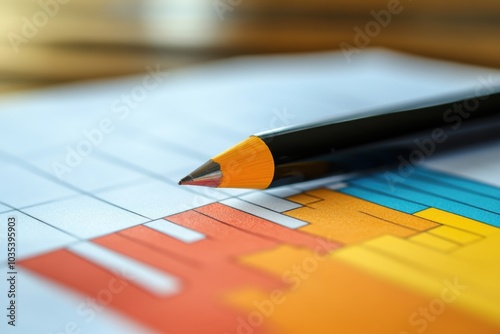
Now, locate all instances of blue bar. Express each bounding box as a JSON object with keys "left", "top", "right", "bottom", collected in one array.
[
  {"left": 376, "top": 172, "right": 500, "bottom": 213},
  {"left": 414, "top": 168, "right": 500, "bottom": 199},
  {"left": 340, "top": 186, "right": 427, "bottom": 214},
  {"left": 349, "top": 176, "right": 500, "bottom": 227}
]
